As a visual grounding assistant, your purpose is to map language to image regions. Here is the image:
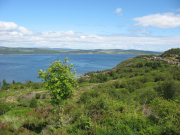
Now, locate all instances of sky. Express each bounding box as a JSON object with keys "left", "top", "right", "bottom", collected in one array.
[{"left": 0, "top": 0, "right": 180, "bottom": 51}]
